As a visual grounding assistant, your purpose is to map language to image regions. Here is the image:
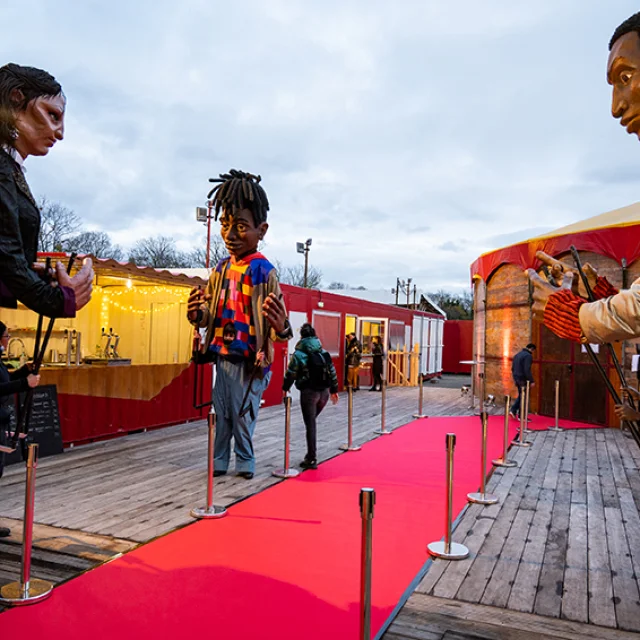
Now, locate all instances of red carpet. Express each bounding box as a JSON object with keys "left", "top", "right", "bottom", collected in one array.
[
  {"left": 1, "top": 414, "right": 590, "bottom": 639},
  {"left": 526, "top": 413, "right": 602, "bottom": 430}
]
